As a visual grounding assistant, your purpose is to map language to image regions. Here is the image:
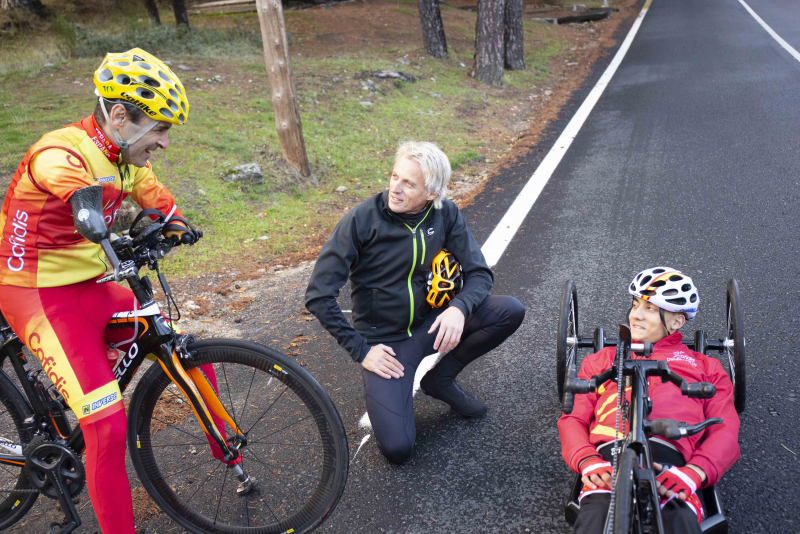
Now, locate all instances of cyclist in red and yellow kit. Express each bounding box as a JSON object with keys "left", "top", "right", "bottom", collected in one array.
[{"left": 0, "top": 48, "right": 202, "bottom": 533}]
